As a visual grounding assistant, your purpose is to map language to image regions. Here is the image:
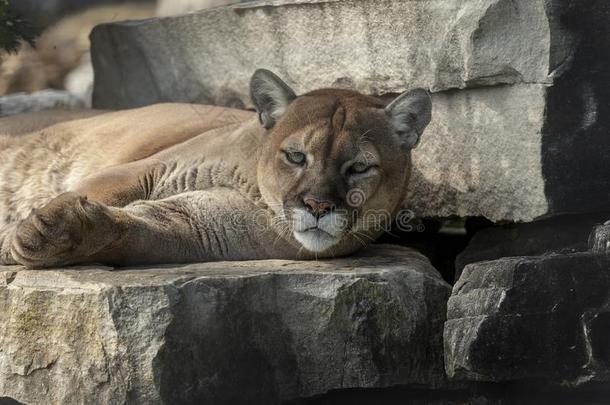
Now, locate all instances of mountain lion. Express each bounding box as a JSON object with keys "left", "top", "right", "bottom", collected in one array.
[{"left": 0, "top": 70, "right": 431, "bottom": 268}]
